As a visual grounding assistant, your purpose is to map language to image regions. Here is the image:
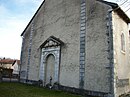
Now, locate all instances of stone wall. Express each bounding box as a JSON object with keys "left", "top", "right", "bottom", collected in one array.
[
  {"left": 20, "top": 25, "right": 31, "bottom": 82},
  {"left": 21, "top": 0, "right": 81, "bottom": 88},
  {"left": 20, "top": 0, "right": 130, "bottom": 96},
  {"left": 84, "top": 1, "right": 111, "bottom": 93},
  {"left": 112, "top": 10, "right": 130, "bottom": 97}
]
